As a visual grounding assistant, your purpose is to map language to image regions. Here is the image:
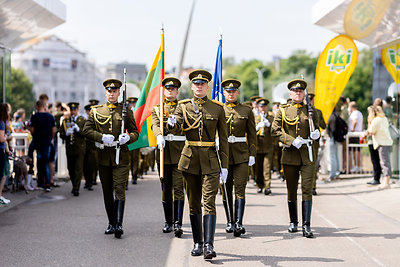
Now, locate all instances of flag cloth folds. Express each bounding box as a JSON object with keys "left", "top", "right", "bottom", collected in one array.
[
  {"left": 211, "top": 38, "right": 224, "bottom": 103},
  {"left": 128, "top": 32, "right": 165, "bottom": 150},
  {"left": 315, "top": 34, "right": 358, "bottom": 123}
]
